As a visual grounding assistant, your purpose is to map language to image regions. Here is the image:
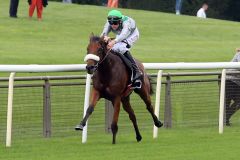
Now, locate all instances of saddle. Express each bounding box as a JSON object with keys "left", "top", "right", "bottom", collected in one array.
[{"left": 112, "top": 52, "right": 142, "bottom": 91}]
